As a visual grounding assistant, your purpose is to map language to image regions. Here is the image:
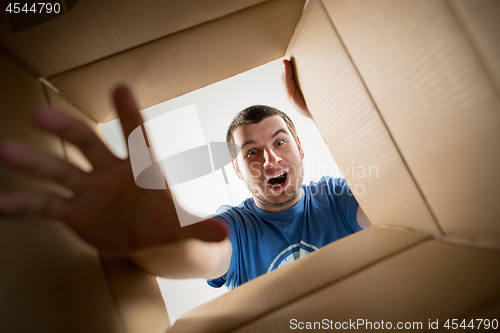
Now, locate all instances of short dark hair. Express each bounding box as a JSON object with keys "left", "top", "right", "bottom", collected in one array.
[{"left": 226, "top": 105, "right": 297, "bottom": 159}]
